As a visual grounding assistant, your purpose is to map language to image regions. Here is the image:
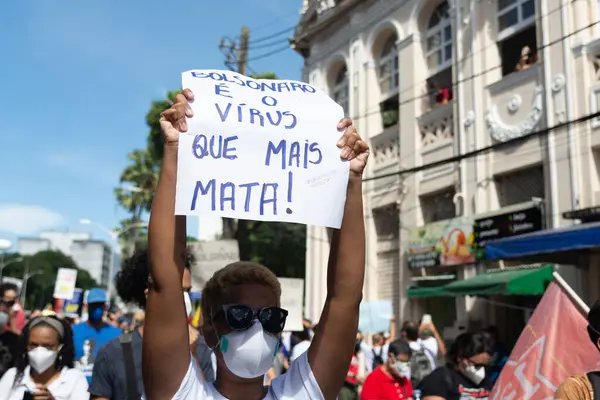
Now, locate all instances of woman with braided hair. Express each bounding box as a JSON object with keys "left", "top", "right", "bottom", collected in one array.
[{"left": 0, "top": 315, "right": 89, "bottom": 399}]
